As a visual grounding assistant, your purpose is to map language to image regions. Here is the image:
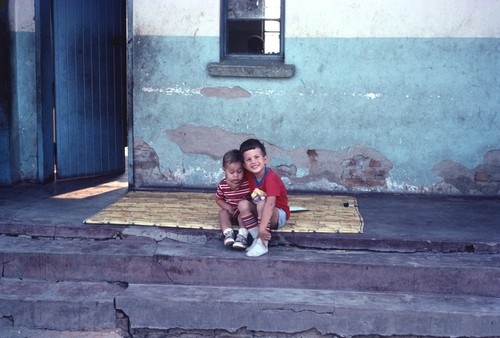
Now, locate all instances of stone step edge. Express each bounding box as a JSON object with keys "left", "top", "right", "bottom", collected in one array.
[
  {"left": 1, "top": 222, "right": 499, "bottom": 254},
  {"left": 115, "top": 283, "right": 500, "bottom": 337},
  {"left": 1, "top": 278, "right": 499, "bottom": 337},
  {"left": 1, "top": 235, "right": 499, "bottom": 297},
  {"left": 0, "top": 278, "right": 125, "bottom": 331}
]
